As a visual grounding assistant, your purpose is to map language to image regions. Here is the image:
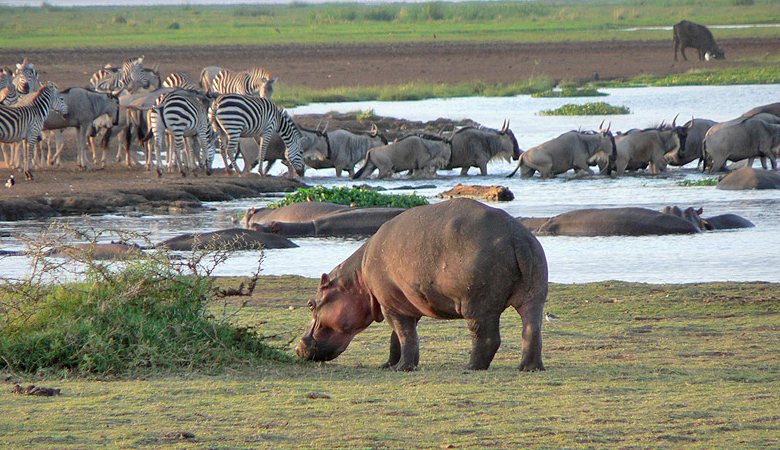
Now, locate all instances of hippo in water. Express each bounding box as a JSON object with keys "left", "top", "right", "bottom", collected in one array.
[{"left": 295, "top": 198, "right": 549, "bottom": 372}]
